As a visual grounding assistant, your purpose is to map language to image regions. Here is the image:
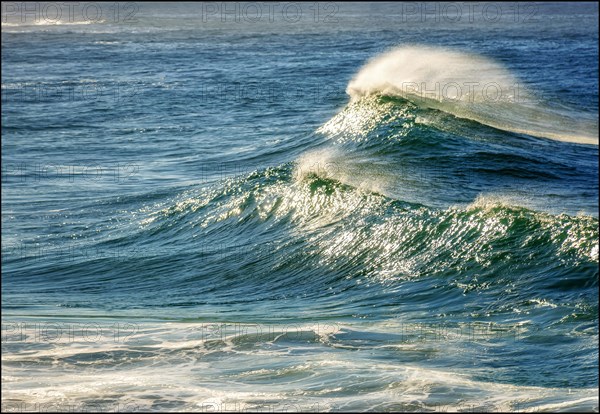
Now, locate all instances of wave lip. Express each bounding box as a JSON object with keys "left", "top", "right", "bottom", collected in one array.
[{"left": 347, "top": 45, "right": 598, "bottom": 145}]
